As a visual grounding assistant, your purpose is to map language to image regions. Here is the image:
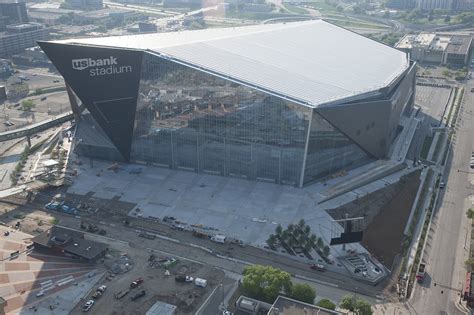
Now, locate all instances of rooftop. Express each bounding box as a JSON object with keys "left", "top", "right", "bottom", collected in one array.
[
  {"left": 446, "top": 35, "right": 472, "bottom": 55},
  {"left": 269, "top": 296, "right": 342, "bottom": 315},
  {"left": 32, "top": 226, "right": 108, "bottom": 260},
  {"left": 51, "top": 20, "right": 409, "bottom": 108}
]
